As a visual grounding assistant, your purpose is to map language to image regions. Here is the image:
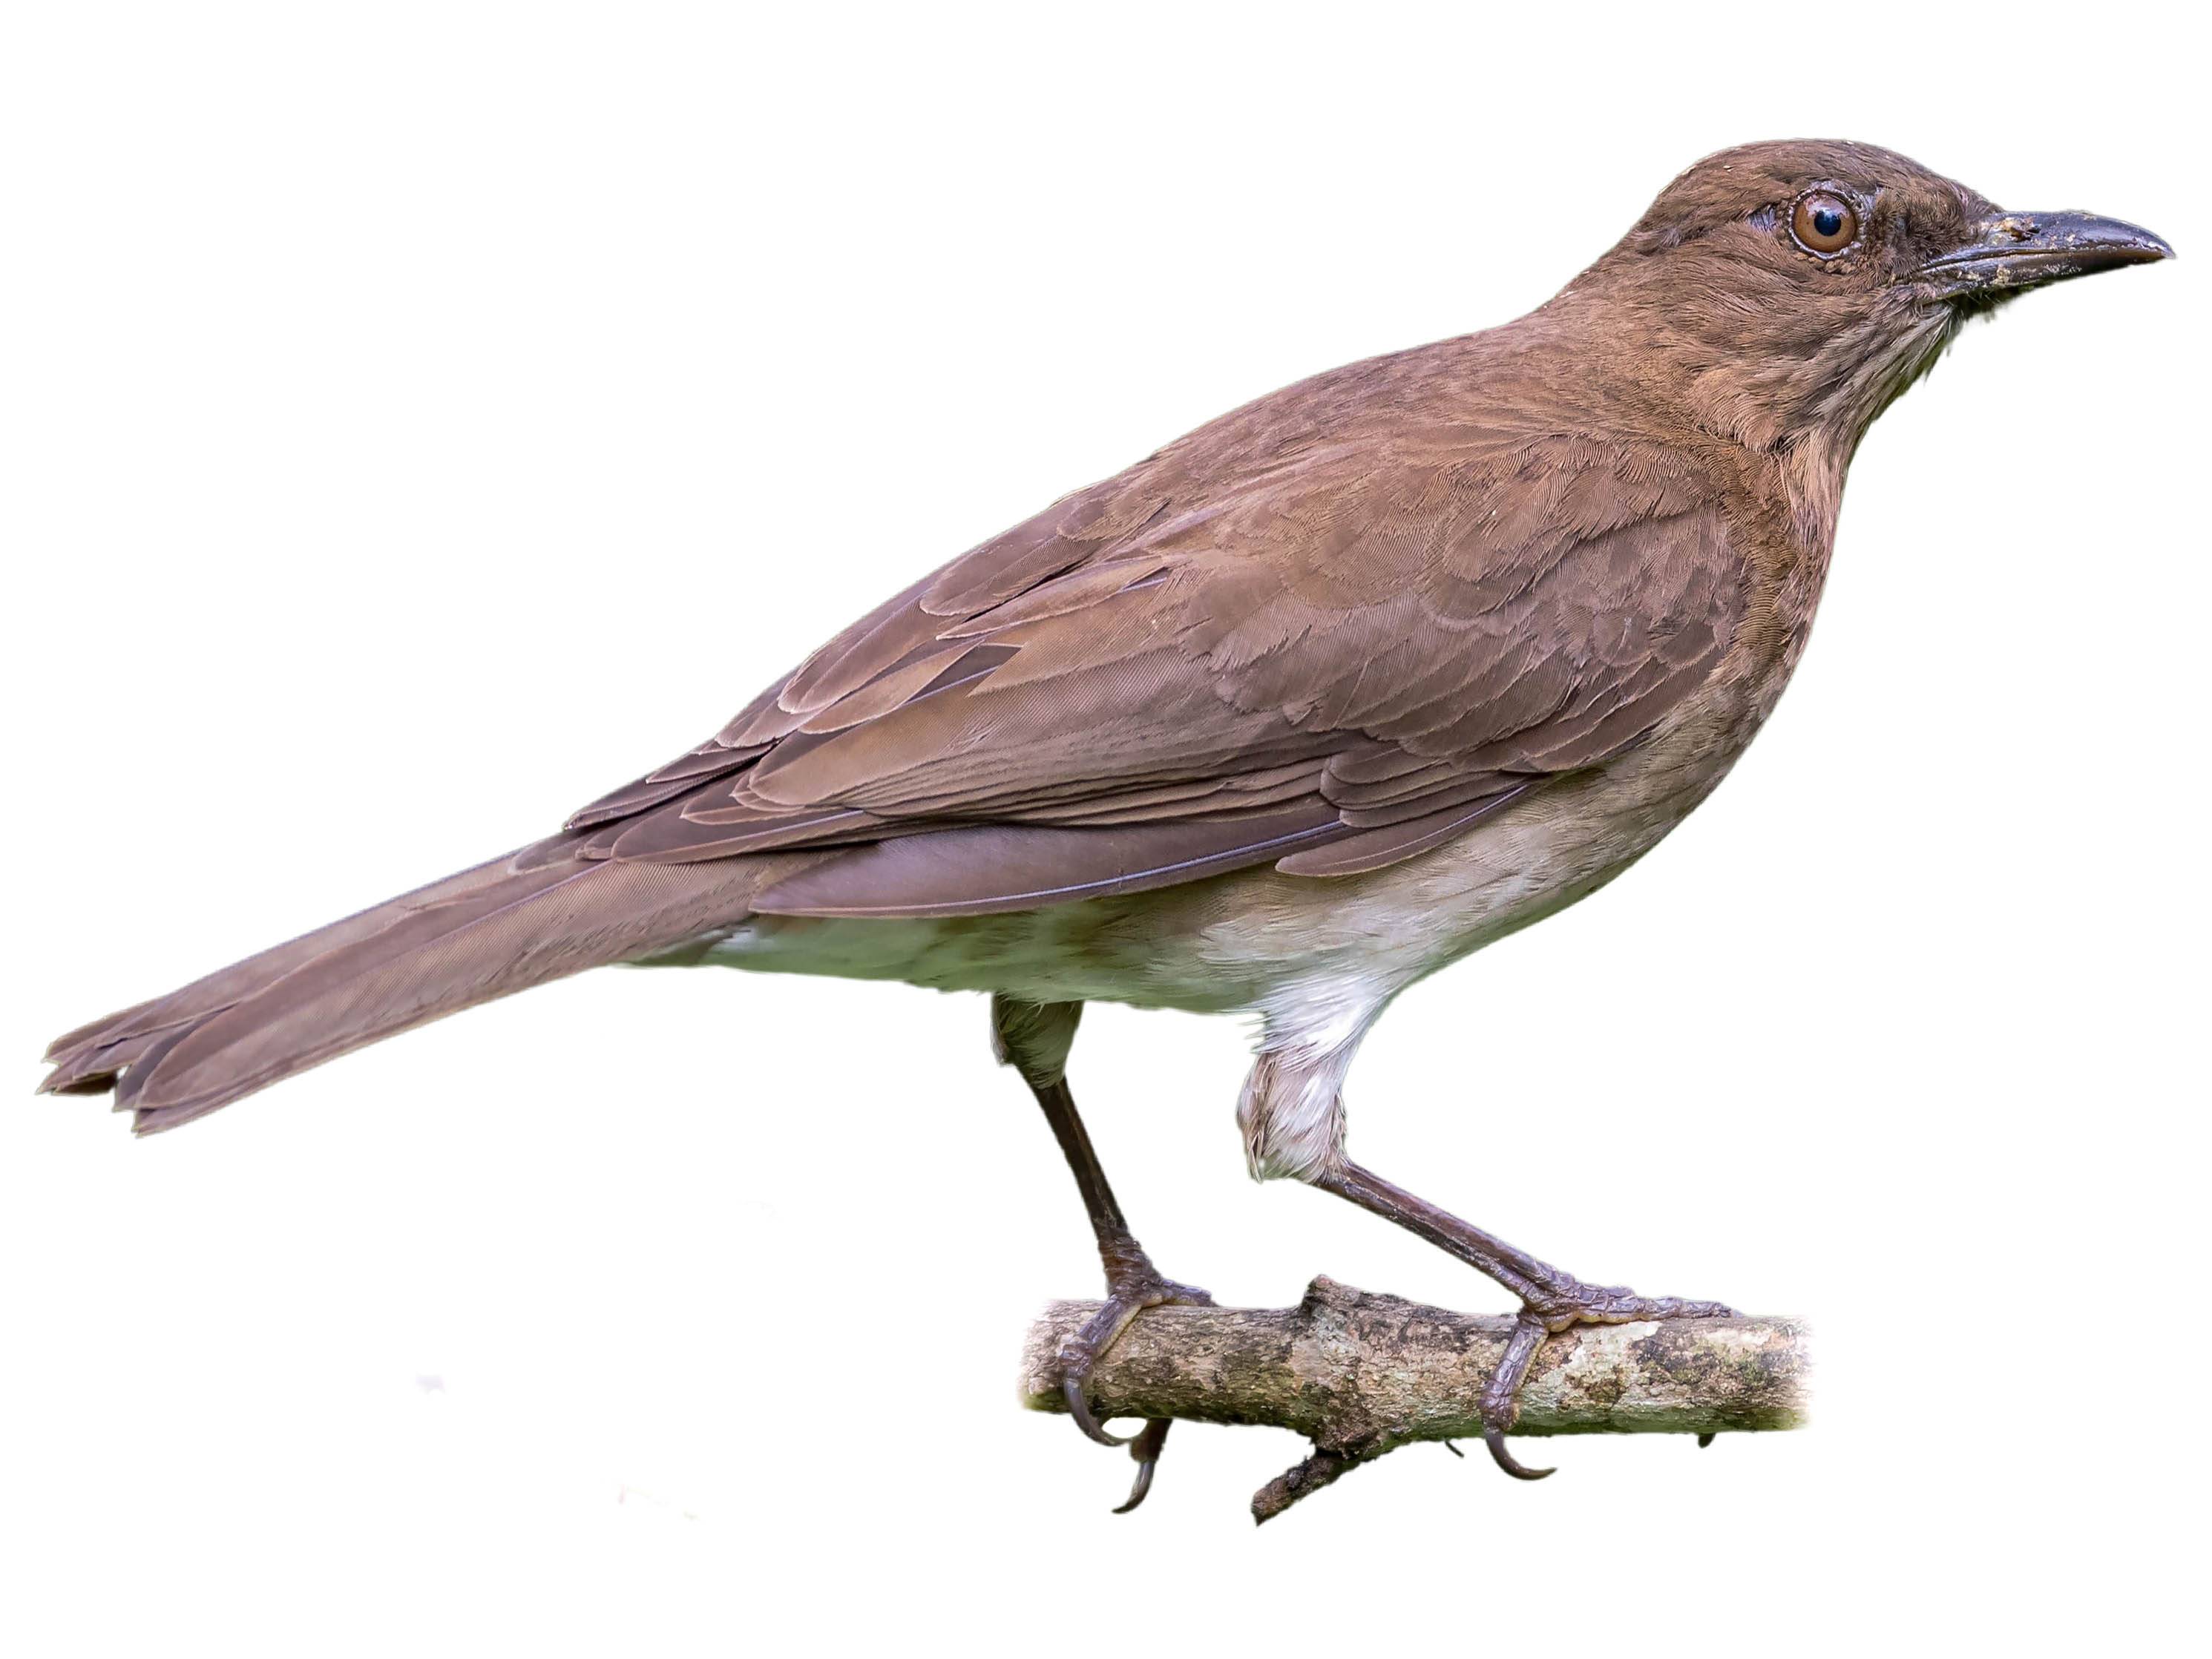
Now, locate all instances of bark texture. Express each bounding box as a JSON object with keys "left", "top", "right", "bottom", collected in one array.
[{"left": 1021, "top": 1275, "right": 1808, "bottom": 1521}]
